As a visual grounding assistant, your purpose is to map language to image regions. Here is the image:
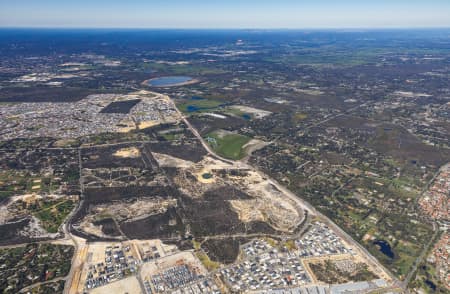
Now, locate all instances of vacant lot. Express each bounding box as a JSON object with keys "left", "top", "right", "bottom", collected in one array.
[{"left": 90, "top": 276, "right": 141, "bottom": 294}]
